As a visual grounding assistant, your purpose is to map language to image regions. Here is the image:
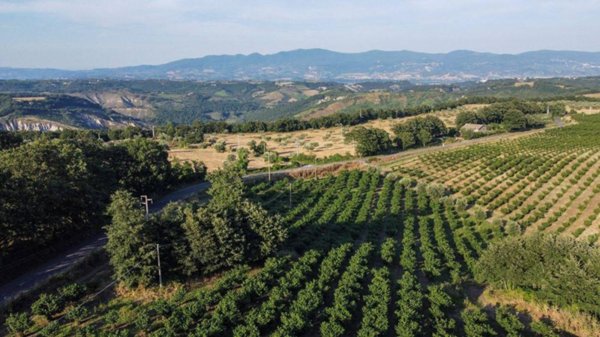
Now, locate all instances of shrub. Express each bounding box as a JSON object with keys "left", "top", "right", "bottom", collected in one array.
[
  {"left": 65, "top": 306, "right": 89, "bottom": 323},
  {"left": 495, "top": 306, "right": 524, "bottom": 337},
  {"left": 213, "top": 140, "right": 227, "bottom": 153},
  {"left": 38, "top": 321, "right": 60, "bottom": 337},
  {"left": 4, "top": 312, "right": 30, "bottom": 335},
  {"left": 31, "top": 294, "right": 63, "bottom": 318},
  {"left": 531, "top": 320, "right": 559, "bottom": 337},
  {"left": 380, "top": 238, "right": 397, "bottom": 264},
  {"left": 58, "top": 283, "right": 87, "bottom": 302}
]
